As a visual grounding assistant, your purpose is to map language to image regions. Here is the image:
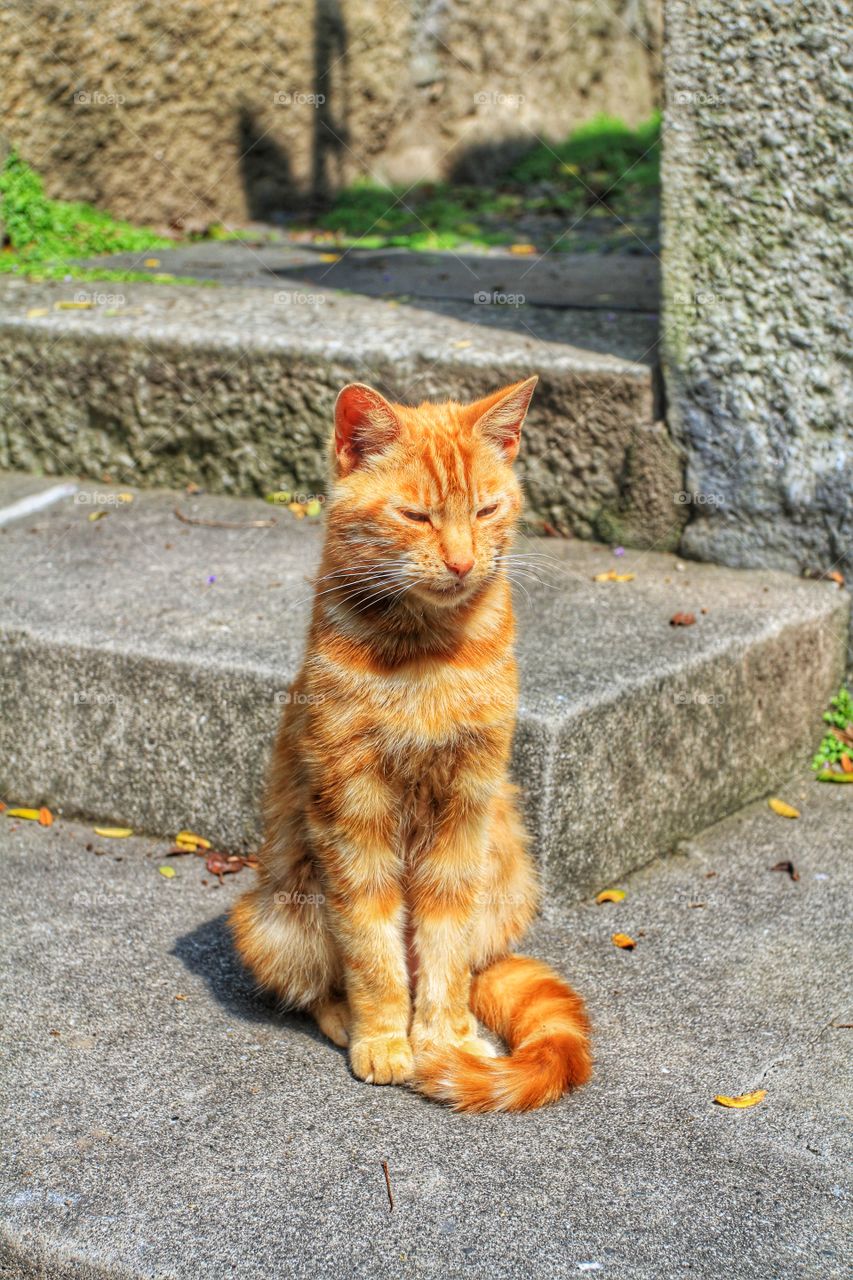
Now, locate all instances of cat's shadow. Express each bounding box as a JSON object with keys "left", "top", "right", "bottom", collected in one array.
[{"left": 171, "top": 913, "right": 333, "bottom": 1053}]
